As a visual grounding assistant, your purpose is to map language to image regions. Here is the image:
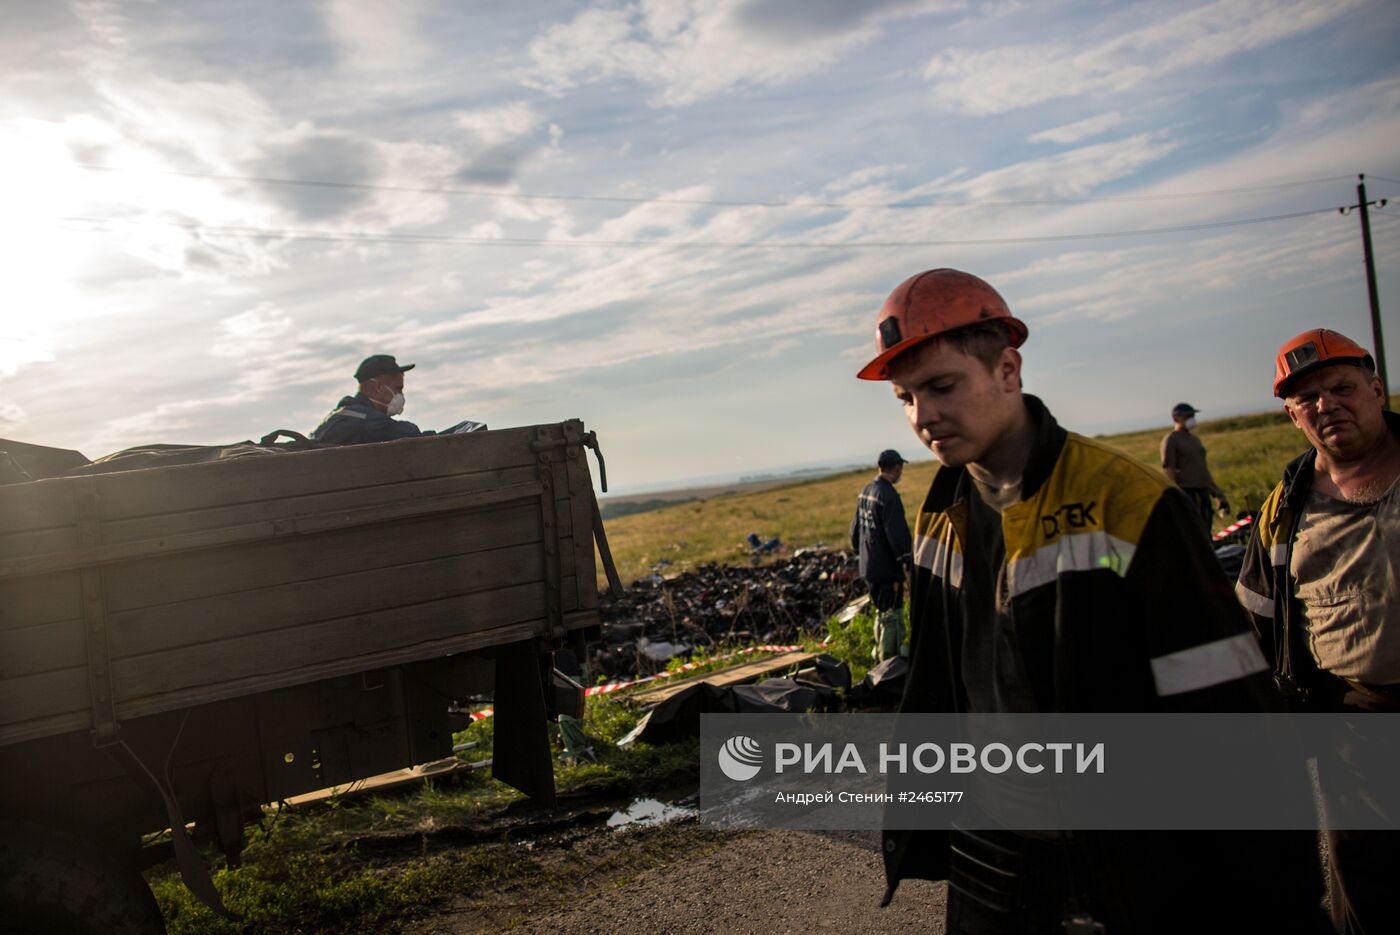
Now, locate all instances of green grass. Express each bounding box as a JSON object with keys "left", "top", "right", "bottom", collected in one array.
[
  {"left": 147, "top": 690, "right": 696, "bottom": 935},
  {"left": 600, "top": 462, "right": 937, "bottom": 587}
]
